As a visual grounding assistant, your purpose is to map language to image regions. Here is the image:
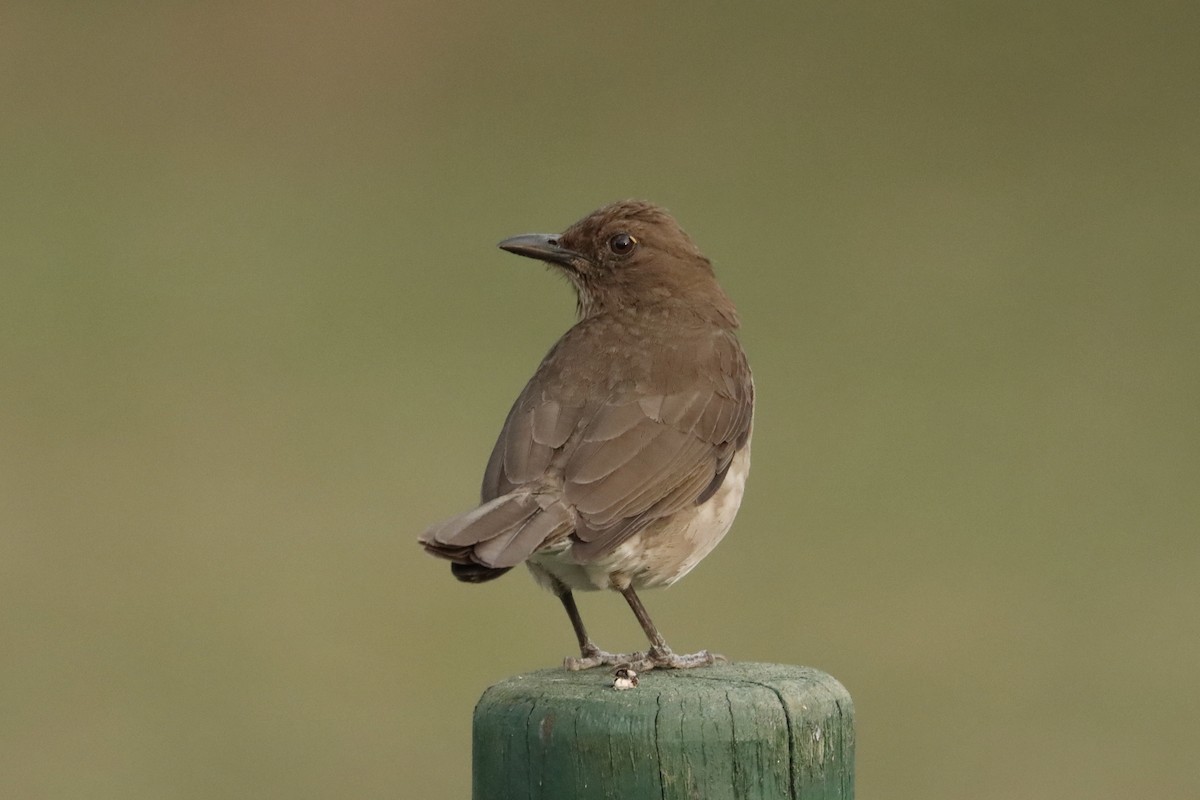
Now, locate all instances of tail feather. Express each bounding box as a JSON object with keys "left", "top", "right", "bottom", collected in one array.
[
  {"left": 422, "top": 493, "right": 537, "bottom": 547},
  {"left": 420, "top": 491, "right": 573, "bottom": 577},
  {"left": 472, "top": 500, "right": 571, "bottom": 568},
  {"left": 450, "top": 562, "right": 512, "bottom": 583}
]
